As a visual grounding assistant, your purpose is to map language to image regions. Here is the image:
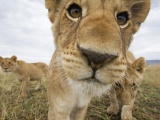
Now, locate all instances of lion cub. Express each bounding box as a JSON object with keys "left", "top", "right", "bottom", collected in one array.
[
  {"left": 107, "top": 57, "right": 146, "bottom": 120},
  {"left": 0, "top": 55, "right": 48, "bottom": 97}
]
